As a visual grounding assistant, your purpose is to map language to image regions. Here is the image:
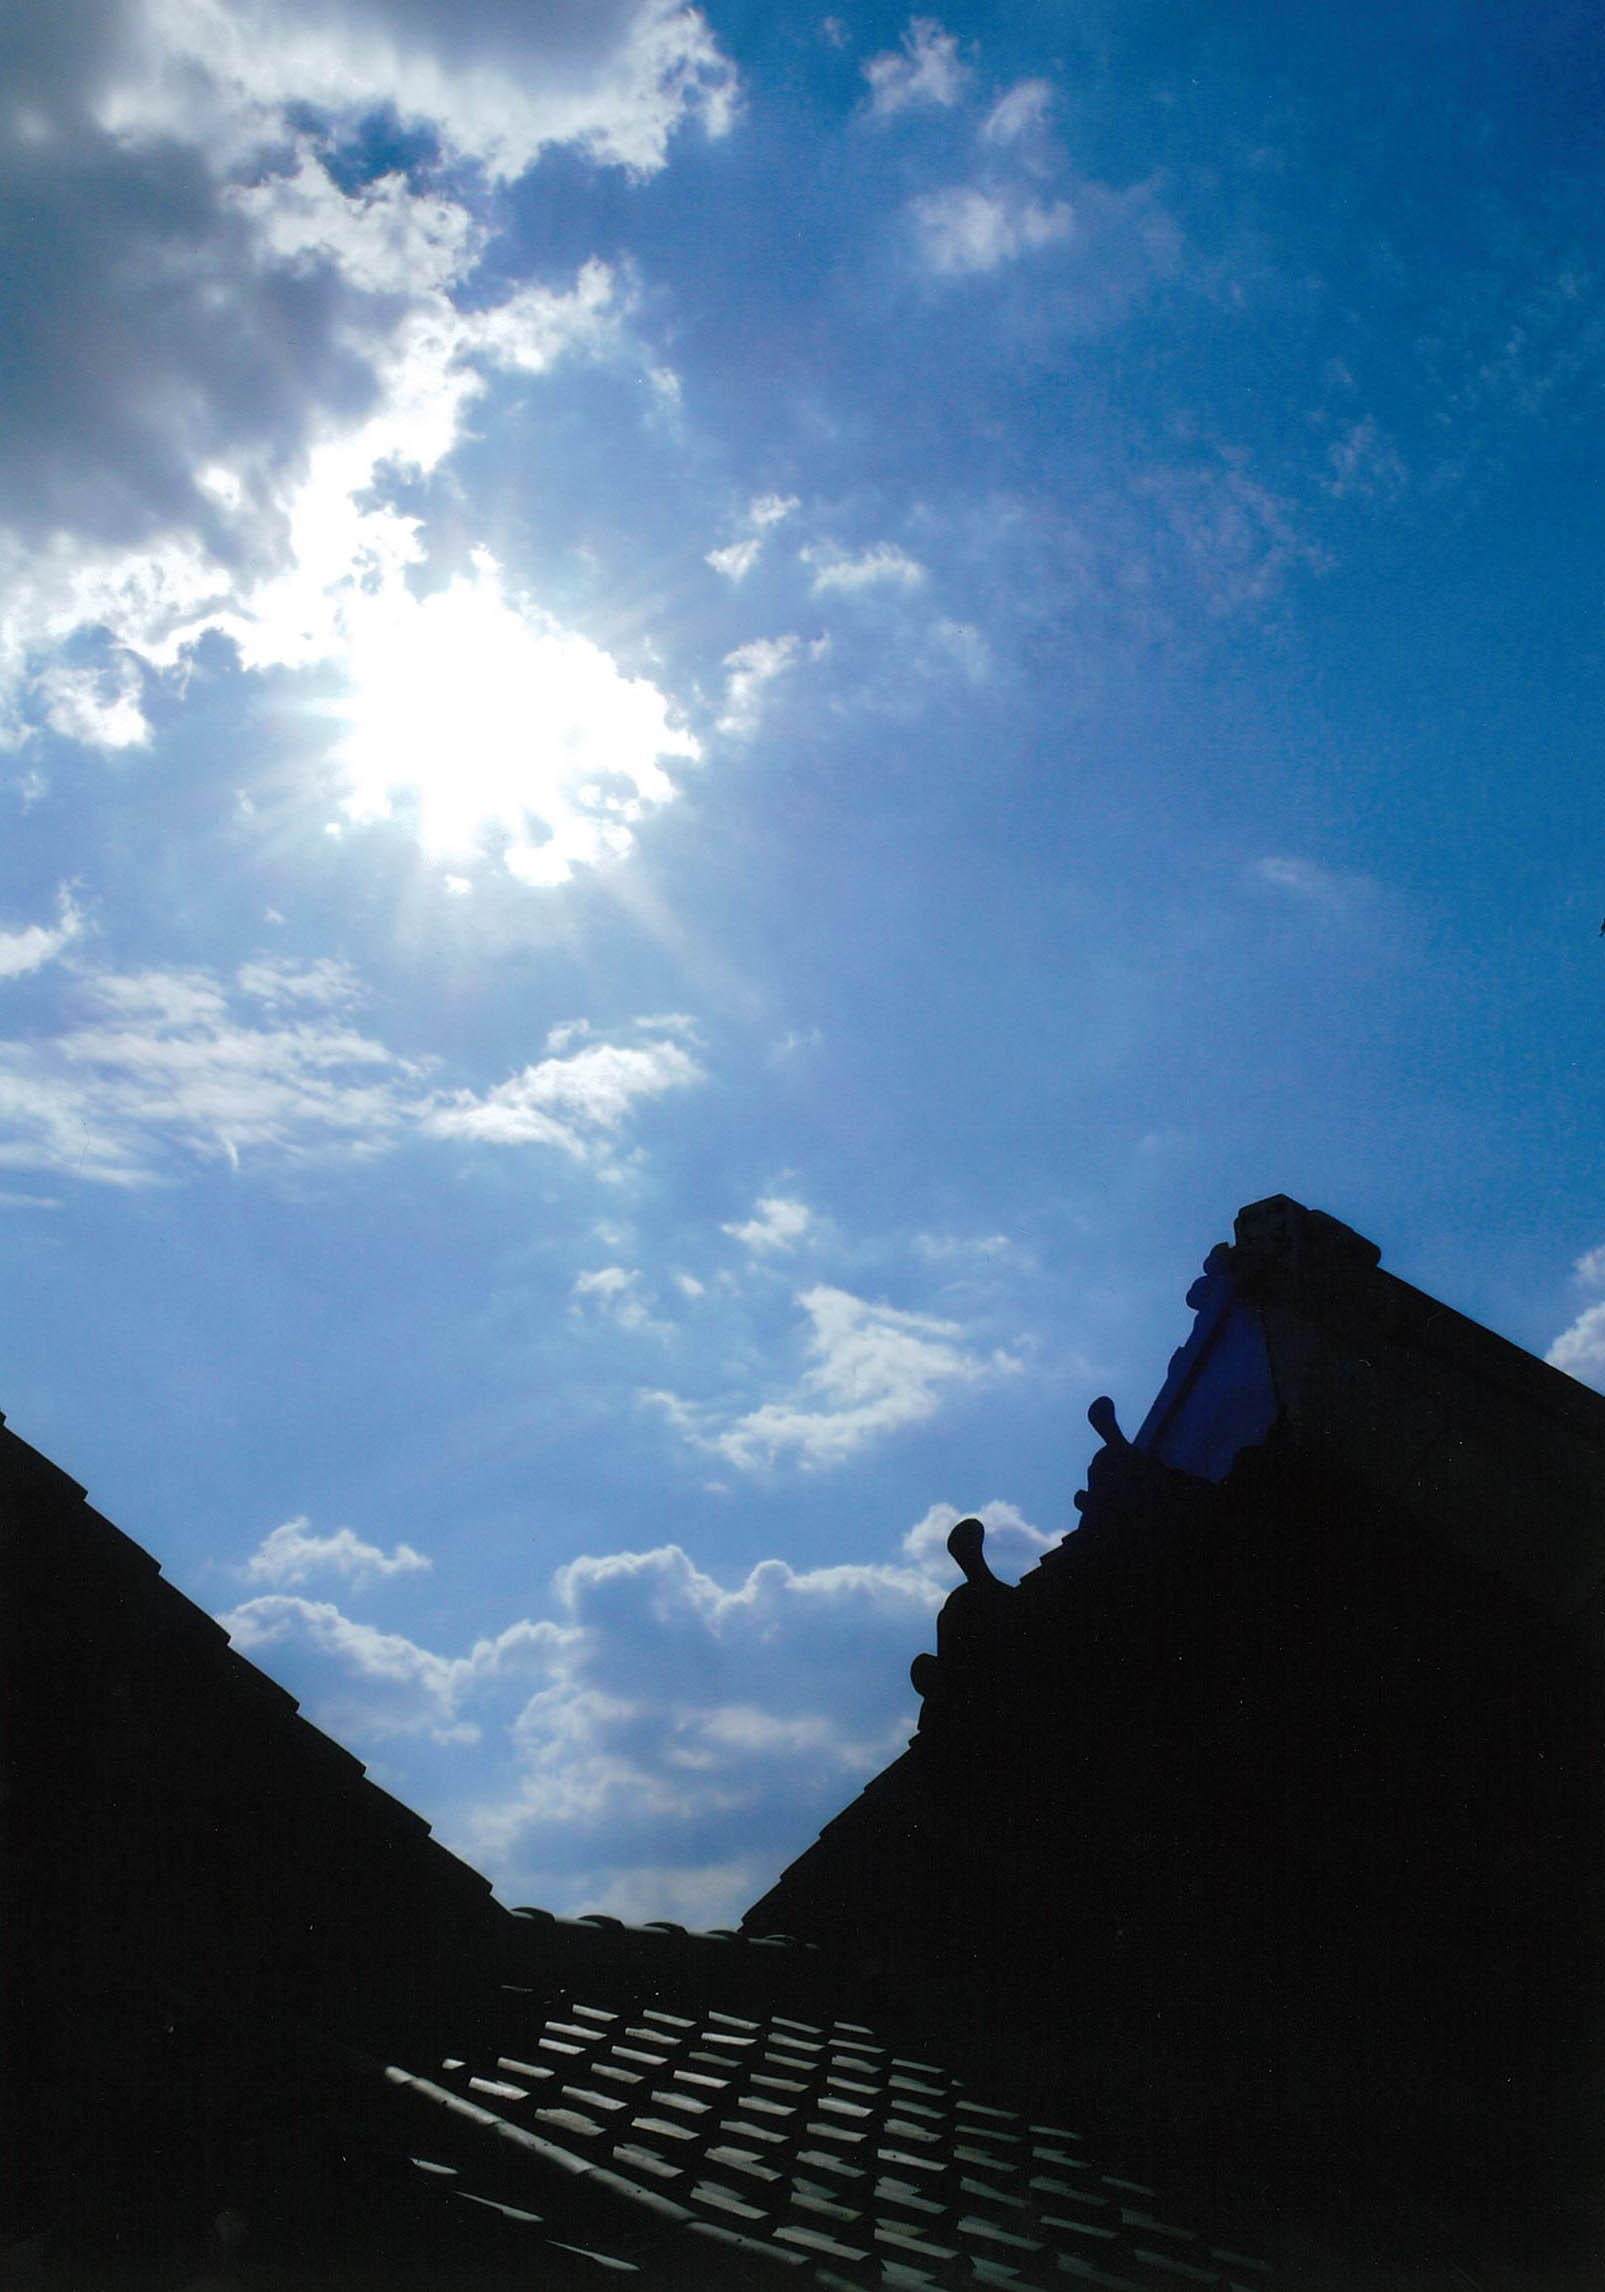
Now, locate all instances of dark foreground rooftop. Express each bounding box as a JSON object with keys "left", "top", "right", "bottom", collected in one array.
[{"left": 6, "top": 1197, "right": 1603, "bottom": 2288}]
